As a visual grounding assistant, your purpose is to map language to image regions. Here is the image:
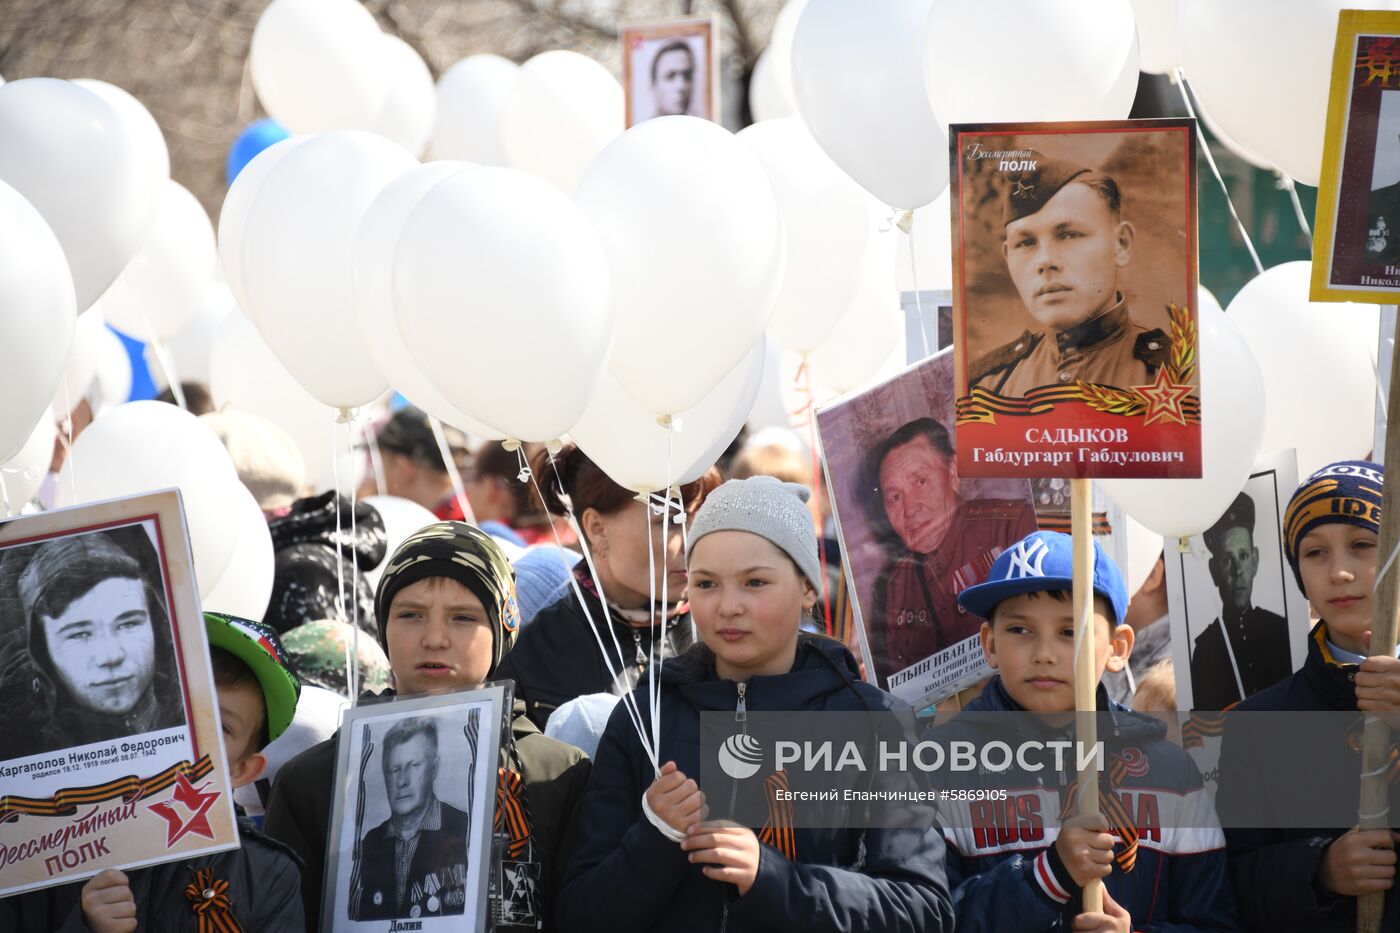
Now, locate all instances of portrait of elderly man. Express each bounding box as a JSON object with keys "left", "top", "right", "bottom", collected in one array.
[
  {"left": 9, "top": 528, "right": 185, "bottom": 758},
  {"left": 647, "top": 39, "right": 695, "bottom": 118},
  {"left": 1190, "top": 492, "right": 1292, "bottom": 711},
  {"left": 353, "top": 716, "right": 469, "bottom": 921},
  {"left": 968, "top": 154, "right": 1174, "bottom": 398},
  {"left": 866, "top": 417, "right": 1036, "bottom": 681}
]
